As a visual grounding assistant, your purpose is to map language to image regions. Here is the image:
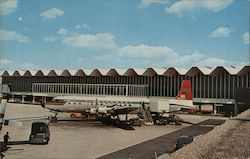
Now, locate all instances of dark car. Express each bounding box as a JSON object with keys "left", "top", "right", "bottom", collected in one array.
[
  {"left": 168, "top": 114, "right": 183, "bottom": 125},
  {"left": 129, "top": 118, "right": 144, "bottom": 126},
  {"left": 151, "top": 113, "right": 183, "bottom": 125},
  {"left": 173, "top": 135, "right": 193, "bottom": 151},
  {"left": 29, "top": 121, "right": 50, "bottom": 144}
]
